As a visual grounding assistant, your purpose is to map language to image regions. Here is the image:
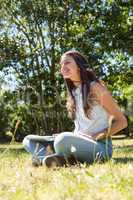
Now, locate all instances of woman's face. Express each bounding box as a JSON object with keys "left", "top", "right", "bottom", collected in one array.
[{"left": 60, "top": 55, "right": 81, "bottom": 82}]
